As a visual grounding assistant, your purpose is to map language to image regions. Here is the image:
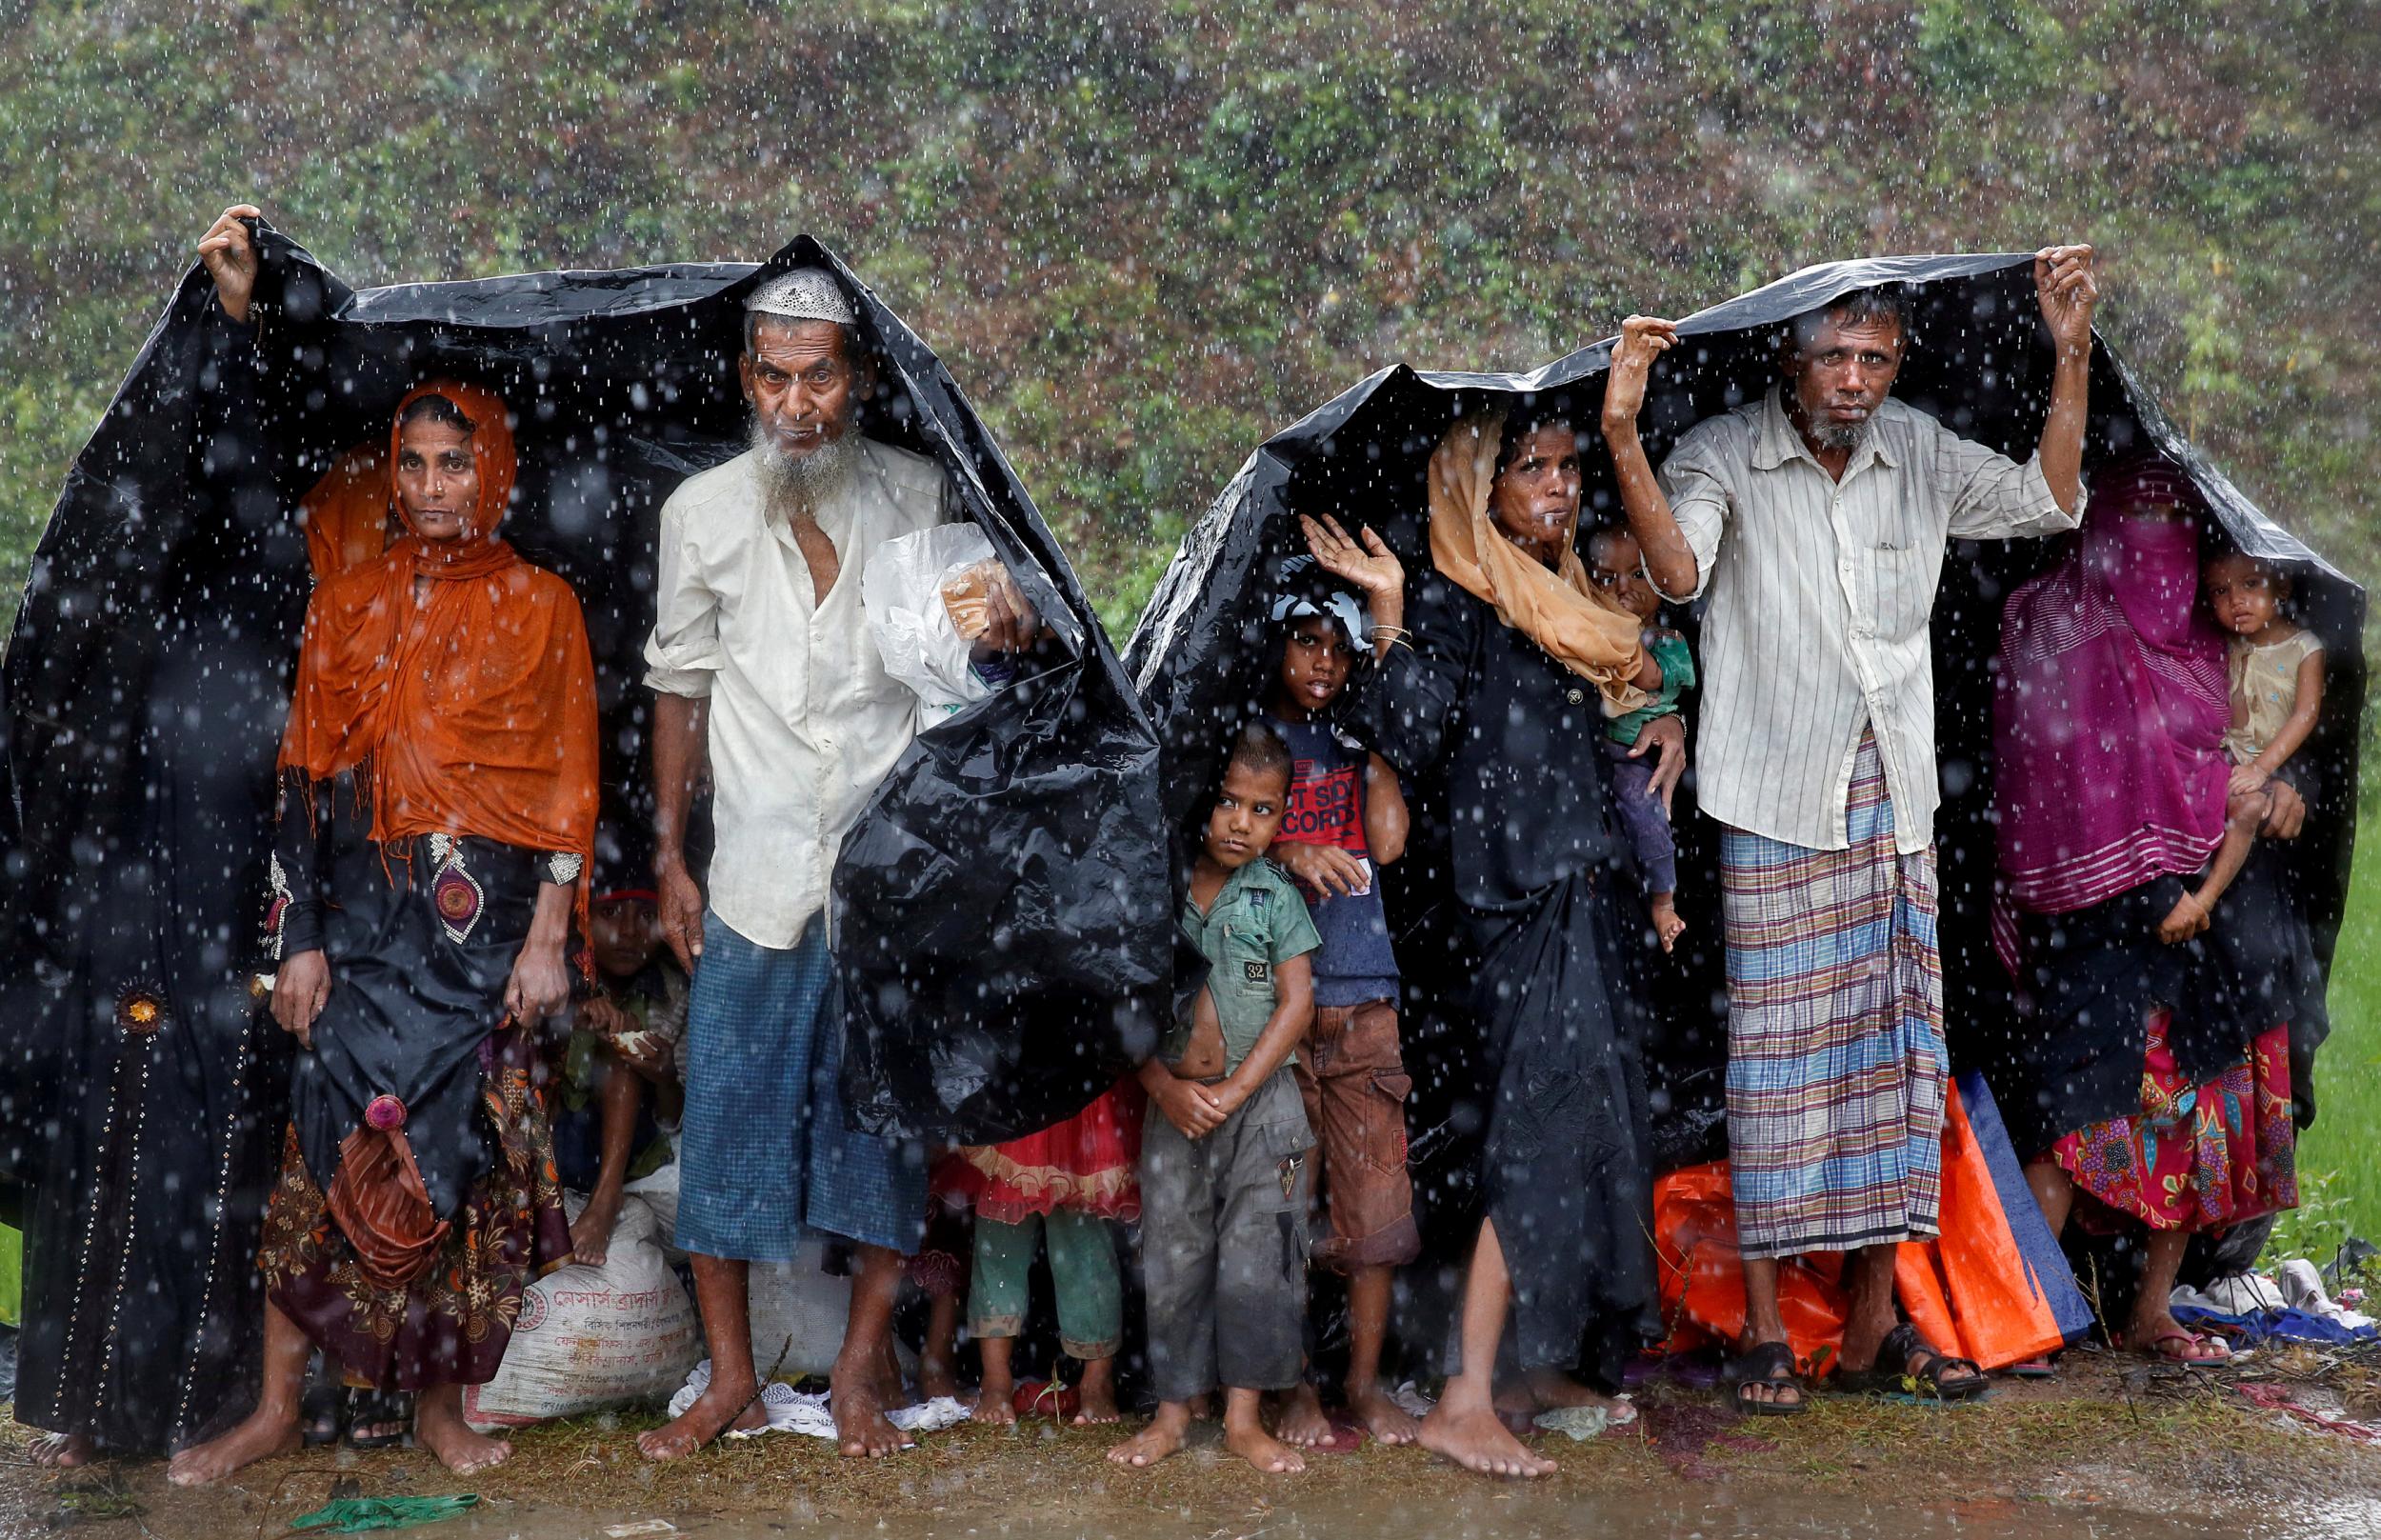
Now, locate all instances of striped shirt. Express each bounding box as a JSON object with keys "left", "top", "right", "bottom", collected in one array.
[{"left": 1657, "top": 388, "right": 2076, "bottom": 854}]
